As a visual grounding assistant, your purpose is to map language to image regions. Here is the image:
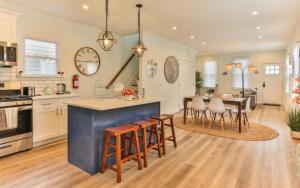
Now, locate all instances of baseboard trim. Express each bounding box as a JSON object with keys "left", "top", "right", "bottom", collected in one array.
[
  {"left": 33, "top": 135, "right": 67, "bottom": 148},
  {"left": 263, "top": 103, "right": 281, "bottom": 106}
]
